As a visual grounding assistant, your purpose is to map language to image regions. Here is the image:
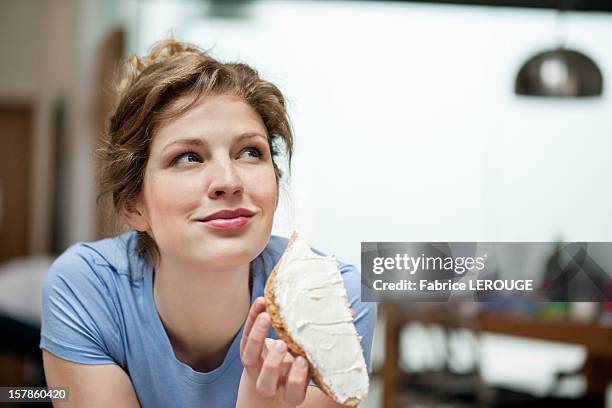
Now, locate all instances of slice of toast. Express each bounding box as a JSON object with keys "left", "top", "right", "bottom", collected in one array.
[{"left": 264, "top": 231, "right": 369, "bottom": 407}]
